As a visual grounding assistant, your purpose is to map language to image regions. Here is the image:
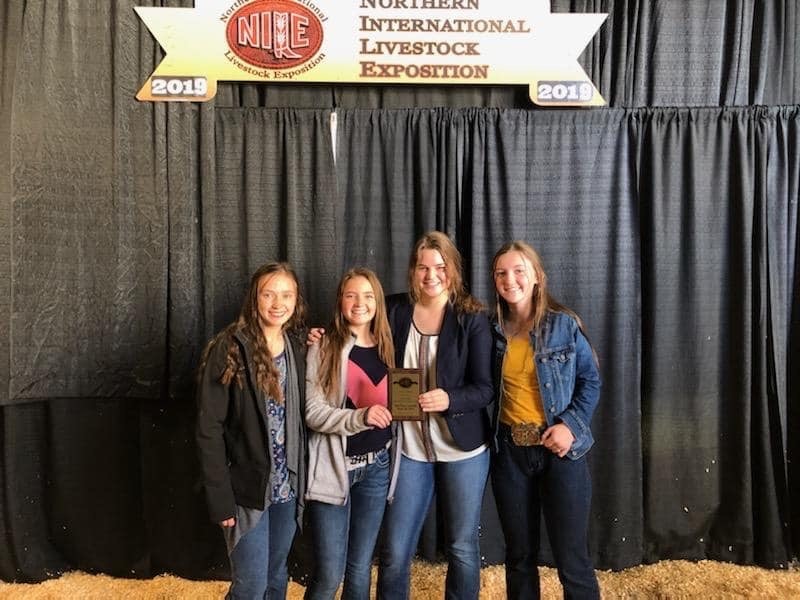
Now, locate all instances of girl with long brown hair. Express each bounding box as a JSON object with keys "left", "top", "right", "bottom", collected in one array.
[
  {"left": 377, "top": 231, "right": 493, "bottom": 600},
  {"left": 196, "top": 262, "right": 307, "bottom": 599},
  {"left": 304, "top": 268, "right": 396, "bottom": 600}
]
